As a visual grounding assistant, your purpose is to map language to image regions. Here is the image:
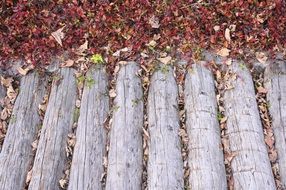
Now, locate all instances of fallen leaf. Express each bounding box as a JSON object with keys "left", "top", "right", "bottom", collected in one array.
[
  {"left": 76, "top": 40, "right": 88, "bottom": 55},
  {"left": 220, "top": 116, "right": 228, "bottom": 123},
  {"left": 0, "top": 108, "right": 8, "bottom": 120},
  {"left": 213, "top": 25, "right": 220, "bottom": 32},
  {"left": 140, "top": 52, "right": 149, "bottom": 58},
  {"left": 147, "top": 40, "right": 157, "bottom": 47},
  {"left": 60, "top": 59, "right": 74, "bottom": 68},
  {"left": 17, "top": 65, "right": 34, "bottom": 75},
  {"left": 0, "top": 77, "right": 13, "bottom": 87},
  {"left": 26, "top": 170, "right": 32, "bottom": 184},
  {"left": 265, "top": 135, "right": 274, "bottom": 147},
  {"left": 255, "top": 52, "right": 267, "bottom": 64},
  {"left": 51, "top": 26, "right": 65, "bottom": 46},
  {"left": 257, "top": 86, "right": 268, "bottom": 94},
  {"left": 118, "top": 61, "right": 128, "bottom": 65},
  {"left": 158, "top": 56, "right": 172, "bottom": 64},
  {"left": 109, "top": 89, "right": 116, "bottom": 98},
  {"left": 225, "top": 28, "right": 231, "bottom": 42},
  {"left": 112, "top": 47, "right": 130, "bottom": 57},
  {"left": 226, "top": 151, "right": 238, "bottom": 163},
  {"left": 217, "top": 48, "right": 230, "bottom": 57},
  {"left": 7, "top": 86, "right": 16, "bottom": 100},
  {"left": 225, "top": 58, "right": 232, "bottom": 66},
  {"left": 59, "top": 179, "right": 67, "bottom": 189},
  {"left": 149, "top": 15, "right": 160, "bottom": 28},
  {"left": 229, "top": 24, "right": 236, "bottom": 31}
]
